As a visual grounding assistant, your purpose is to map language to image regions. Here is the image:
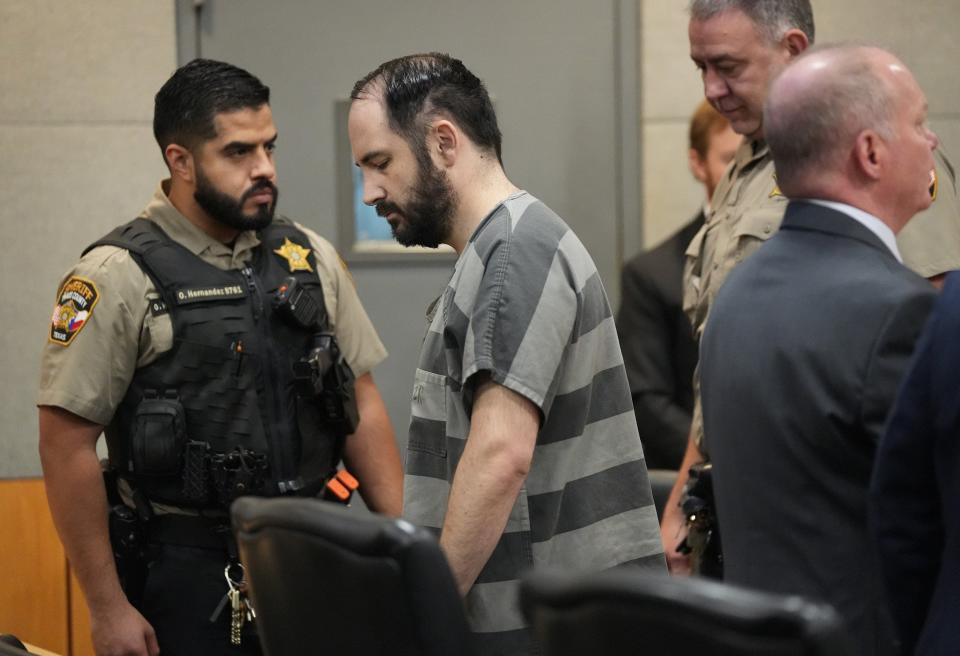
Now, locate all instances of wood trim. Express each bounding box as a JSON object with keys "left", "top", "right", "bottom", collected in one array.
[
  {"left": 0, "top": 478, "right": 68, "bottom": 654},
  {"left": 23, "top": 643, "right": 62, "bottom": 656},
  {"left": 69, "top": 571, "right": 93, "bottom": 656}
]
